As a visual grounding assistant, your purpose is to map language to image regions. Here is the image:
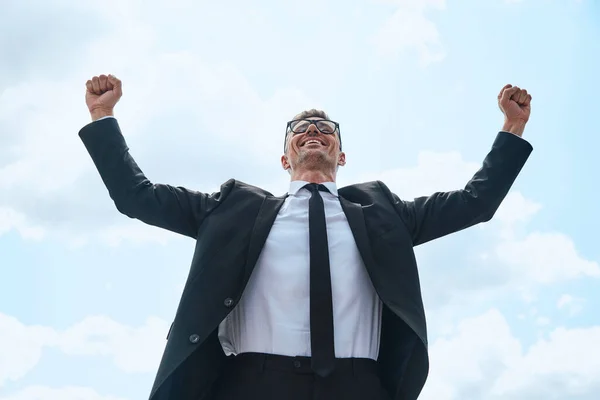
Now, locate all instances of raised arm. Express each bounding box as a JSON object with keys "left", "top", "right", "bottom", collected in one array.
[
  {"left": 383, "top": 84, "right": 534, "bottom": 246},
  {"left": 79, "top": 74, "right": 231, "bottom": 238}
]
